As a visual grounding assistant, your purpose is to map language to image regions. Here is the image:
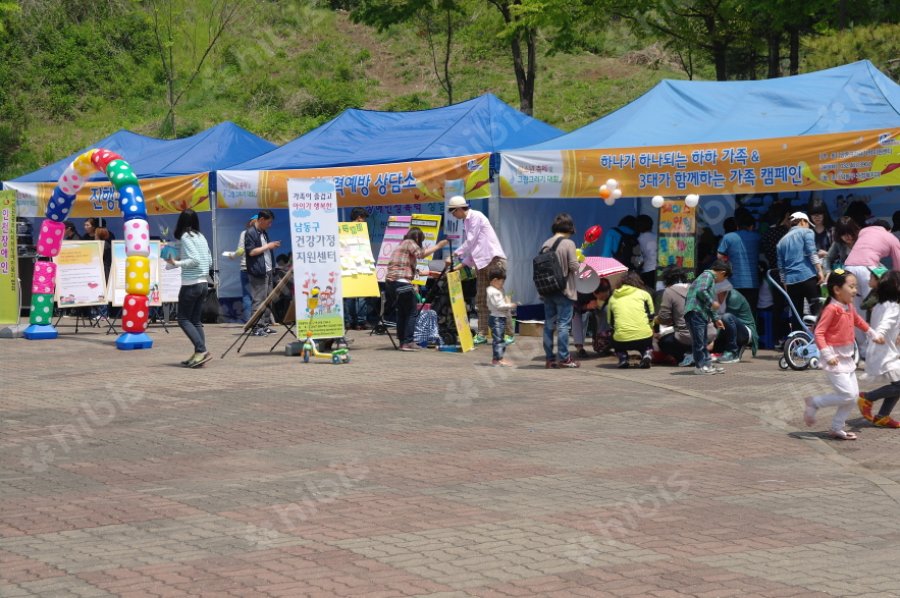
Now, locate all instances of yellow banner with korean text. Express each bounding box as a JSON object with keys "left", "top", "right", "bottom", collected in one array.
[
  {"left": 217, "top": 154, "right": 491, "bottom": 209},
  {"left": 499, "top": 128, "right": 900, "bottom": 198},
  {"left": 6, "top": 174, "right": 211, "bottom": 218}
]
